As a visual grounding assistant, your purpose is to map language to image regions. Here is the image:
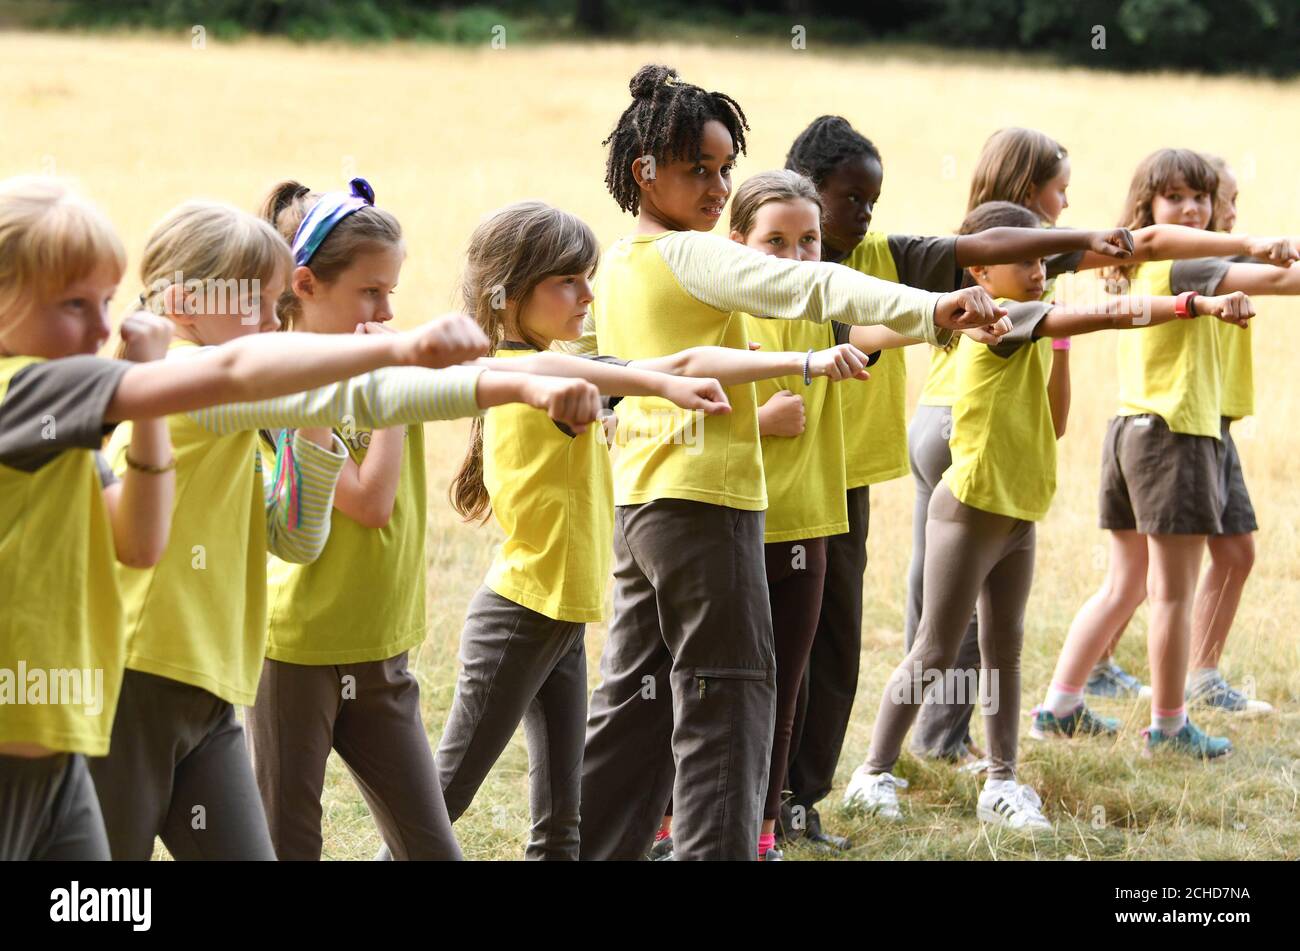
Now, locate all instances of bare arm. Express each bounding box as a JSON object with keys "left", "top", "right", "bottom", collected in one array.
[
  {"left": 1074, "top": 225, "right": 1299, "bottom": 272},
  {"left": 99, "top": 315, "right": 176, "bottom": 568},
  {"left": 1047, "top": 348, "right": 1070, "bottom": 439},
  {"left": 332, "top": 427, "right": 407, "bottom": 529},
  {"left": 472, "top": 352, "right": 731, "bottom": 415},
  {"left": 105, "top": 313, "right": 489, "bottom": 423},
  {"left": 102, "top": 419, "right": 174, "bottom": 568},
  {"left": 955, "top": 227, "right": 1133, "bottom": 269},
  {"left": 1216, "top": 261, "right": 1300, "bottom": 295},
  {"left": 847, "top": 326, "right": 922, "bottom": 352},
  {"left": 1038, "top": 291, "right": 1254, "bottom": 337},
  {"left": 632, "top": 344, "right": 871, "bottom": 386}
]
